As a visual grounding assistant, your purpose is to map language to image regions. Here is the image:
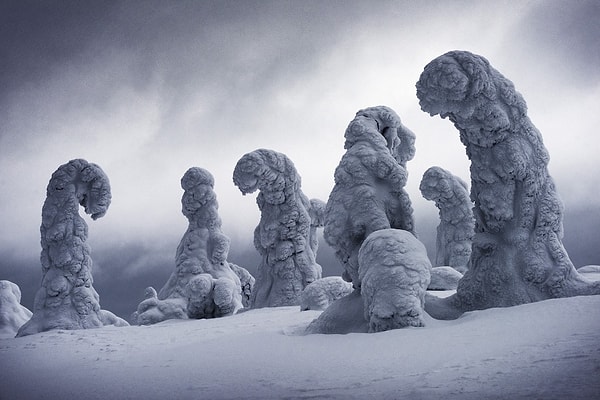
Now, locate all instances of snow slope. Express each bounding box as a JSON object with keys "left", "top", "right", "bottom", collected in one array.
[{"left": 1, "top": 293, "right": 599, "bottom": 400}]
